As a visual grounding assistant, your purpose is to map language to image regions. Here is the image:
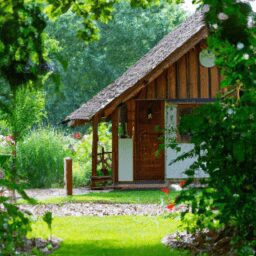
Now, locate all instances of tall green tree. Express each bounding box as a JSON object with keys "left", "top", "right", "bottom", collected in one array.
[
  {"left": 45, "top": 2, "right": 186, "bottom": 124},
  {"left": 0, "top": 0, "right": 179, "bottom": 91}
]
